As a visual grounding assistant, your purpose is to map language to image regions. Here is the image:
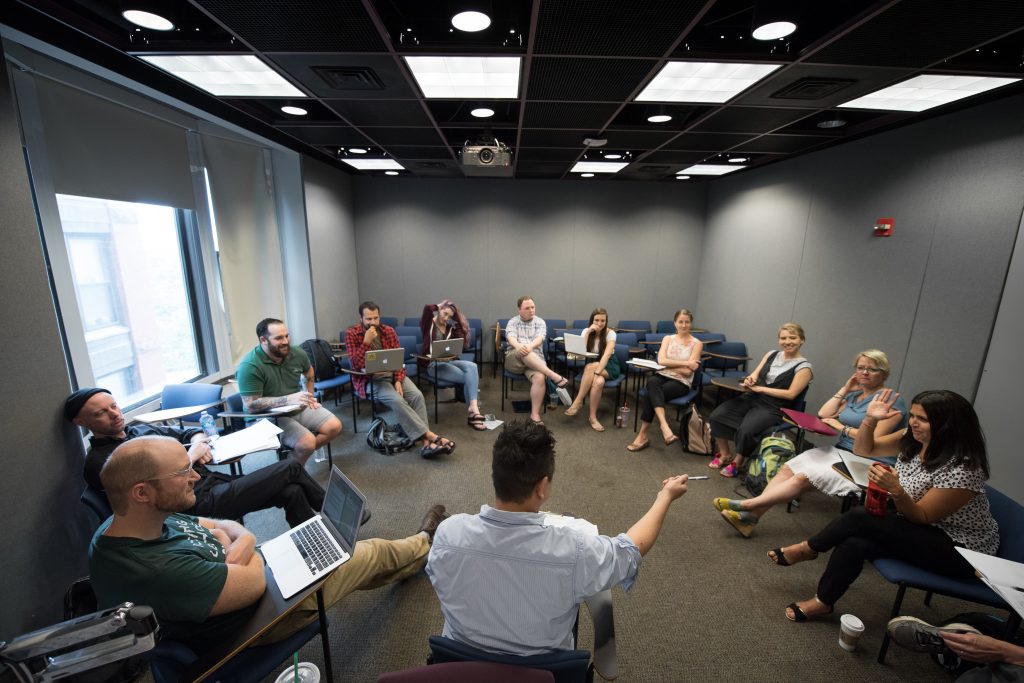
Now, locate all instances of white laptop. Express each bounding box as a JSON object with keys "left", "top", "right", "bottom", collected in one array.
[
  {"left": 261, "top": 466, "right": 366, "bottom": 599},
  {"left": 429, "top": 337, "right": 464, "bottom": 358},
  {"left": 563, "top": 332, "right": 598, "bottom": 358},
  {"left": 363, "top": 348, "right": 405, "bottom": 373}
]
